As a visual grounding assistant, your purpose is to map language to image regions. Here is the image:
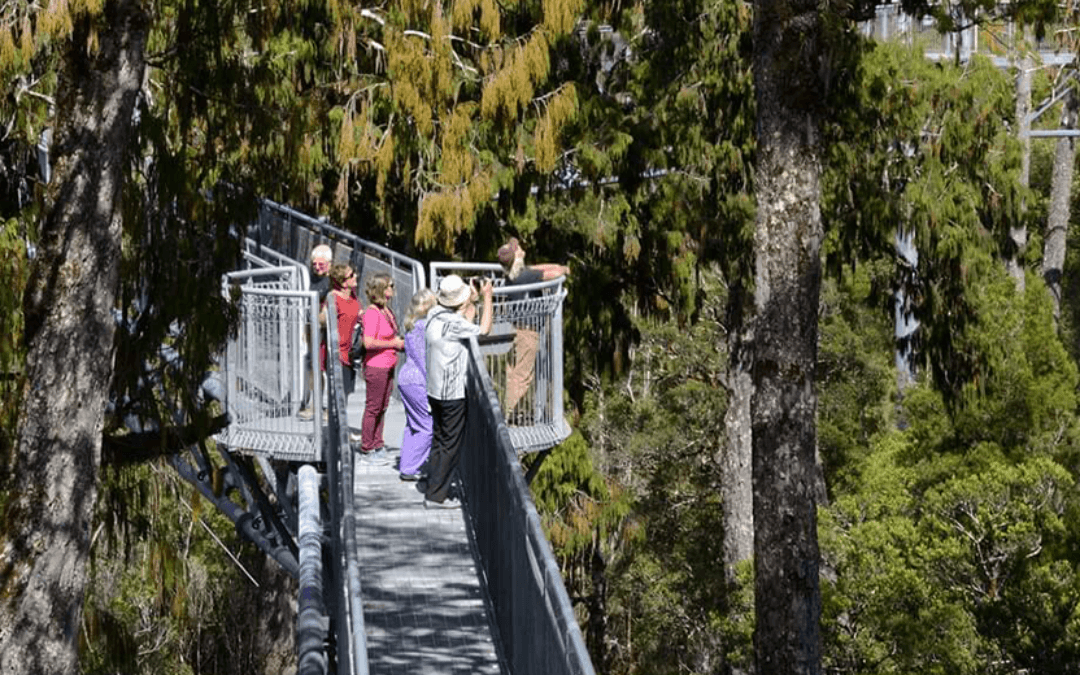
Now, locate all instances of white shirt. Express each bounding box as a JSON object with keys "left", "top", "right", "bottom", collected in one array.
[{"left": 424, "top": 306, "right": 481, "bottom": 400}]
